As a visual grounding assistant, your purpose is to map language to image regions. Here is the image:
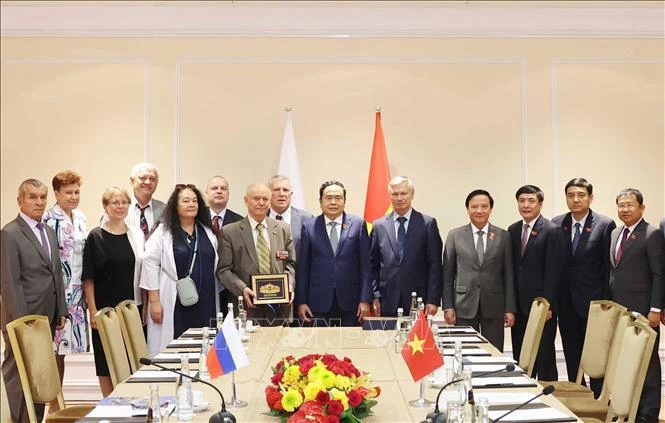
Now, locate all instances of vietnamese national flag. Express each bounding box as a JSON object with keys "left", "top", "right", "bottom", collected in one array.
[
  {"left": 363, "top": 110, "right": 392, "bottom": 232},
  {"left": 401, "top": 310, "right": 444, "bottom": 382}
]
